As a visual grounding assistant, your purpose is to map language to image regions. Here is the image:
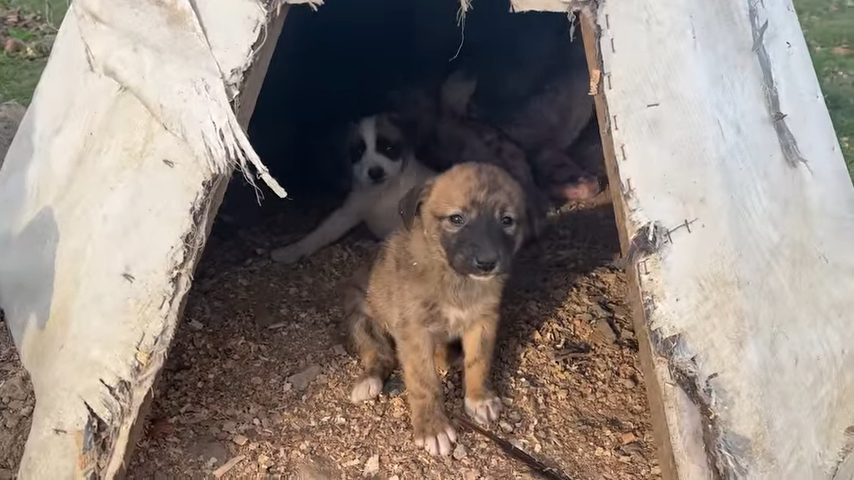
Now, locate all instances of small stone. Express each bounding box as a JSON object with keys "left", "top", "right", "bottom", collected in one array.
[
  {"left": 0, "top": 376, "right": 28, "bottom": 401},
  {"left": 620, "top": 432, "right": 637, "bottom": 445},
  {"left": 222, "top": 421, "right": 237, "bottom": 433},
  {"left": 3, "top": 38, "right": 23, "bottom": 54},
  {"left": 507, "top": 411, "right": 522, "bottom": 423},
  {"left": 383, "top": 374, "right": 405, "bottom": 397},
  {"left": 362, "top": 454, "right": 379, "bottom": 476},
  {"left": 257, "top": 454, "right": 271, "bottom": 467},
  {"left": 621, "top": 378, "right": 637, "bottom": 389},
  {"left": 332, "top": 344, "right": 347, "bottom": 356},
  {"left": 232, "top": 434, "right": 248, "bottom": 446},
  {"left": 594, "top": 319, "right": 618, "bottom": 345},
  {"left": 288, "top": 365, "right": 321, "bottom": 392},
  {"left": 462, "top": 469, "right": 480, "bottom": 480},
  {"left": 188, "top": 438, "right": 228, "bottom": 464},
  {"left": 388, "top": 476, "right": 400, "bottom": 480},
  {"left": 5, "top": 415, "right": 20, "bottom": 429},
  {"left": 251, "top": 377, "right": 263, "bottom": 385},
  {"left": 499, "top": 421, "right": 514, "bottom": 433},
  {"left": 188, "top": 319, "right": 204, "bottom": 330},
  {"left": 453, "top": 444, "right": 468, "bottom": 460}
]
